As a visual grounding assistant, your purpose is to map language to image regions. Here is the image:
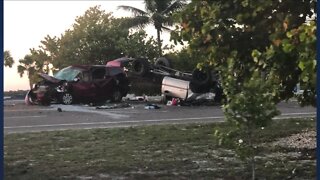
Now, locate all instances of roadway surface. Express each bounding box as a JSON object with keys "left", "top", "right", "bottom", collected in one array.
[{"left": 4, "top": 99, "right": 316, "bottom": 133}]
